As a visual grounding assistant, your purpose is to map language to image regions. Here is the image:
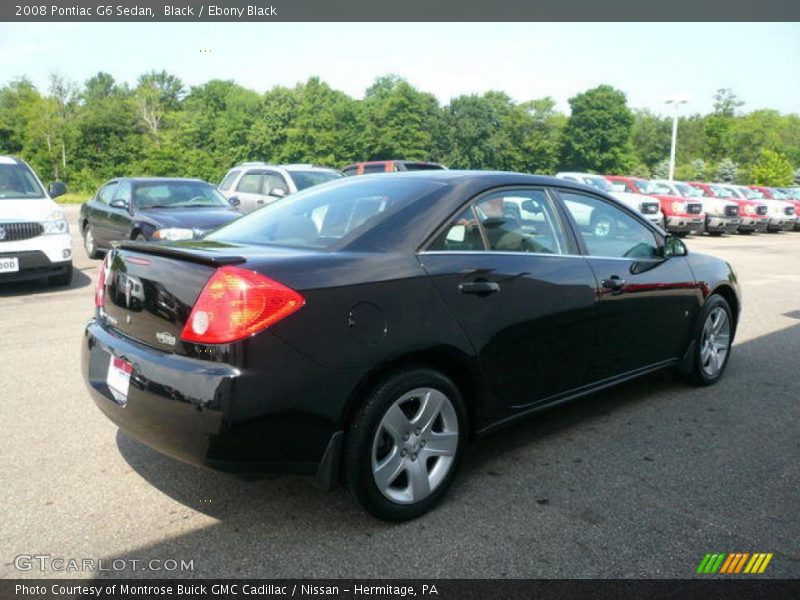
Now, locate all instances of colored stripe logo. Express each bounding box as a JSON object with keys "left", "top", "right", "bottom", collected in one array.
[{"left": 697, "top": 552, "right": 773, "bottom": 574}]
